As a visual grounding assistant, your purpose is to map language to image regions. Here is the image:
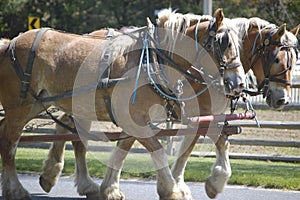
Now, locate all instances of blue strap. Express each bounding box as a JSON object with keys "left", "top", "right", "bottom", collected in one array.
[
  {"left": 131, "top": 39, "right": 147, "bottom": 104},
  {"left": 146, "top": 51, "right": 214, "bottom": 101},
  {"left": 195, "top": 19, "right": 201, "bottom": 52}
]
